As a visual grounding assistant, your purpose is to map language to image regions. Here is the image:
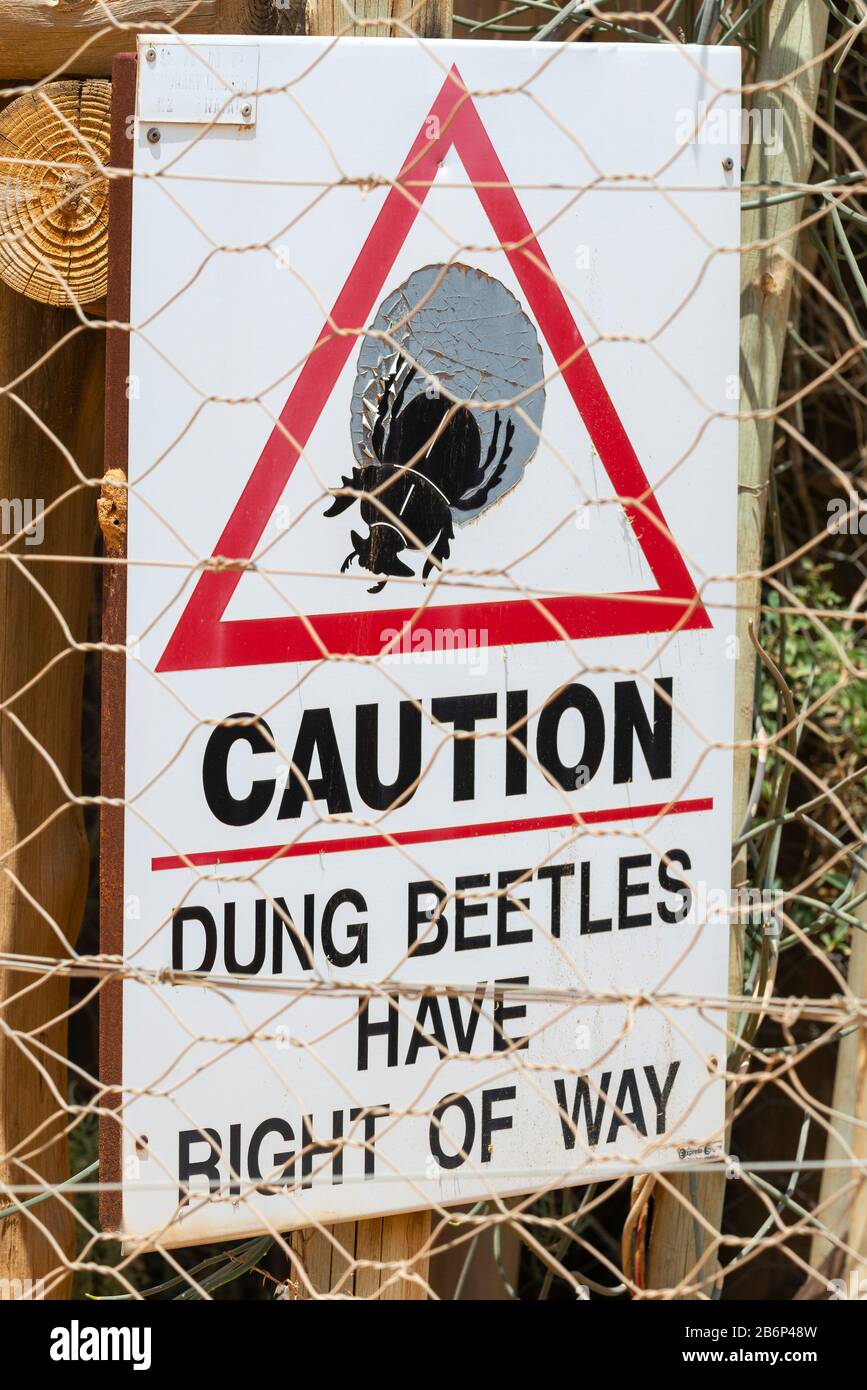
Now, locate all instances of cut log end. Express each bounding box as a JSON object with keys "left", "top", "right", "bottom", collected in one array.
[{"left": 0, "top": 80, "right": 111, "bottom": 307}]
